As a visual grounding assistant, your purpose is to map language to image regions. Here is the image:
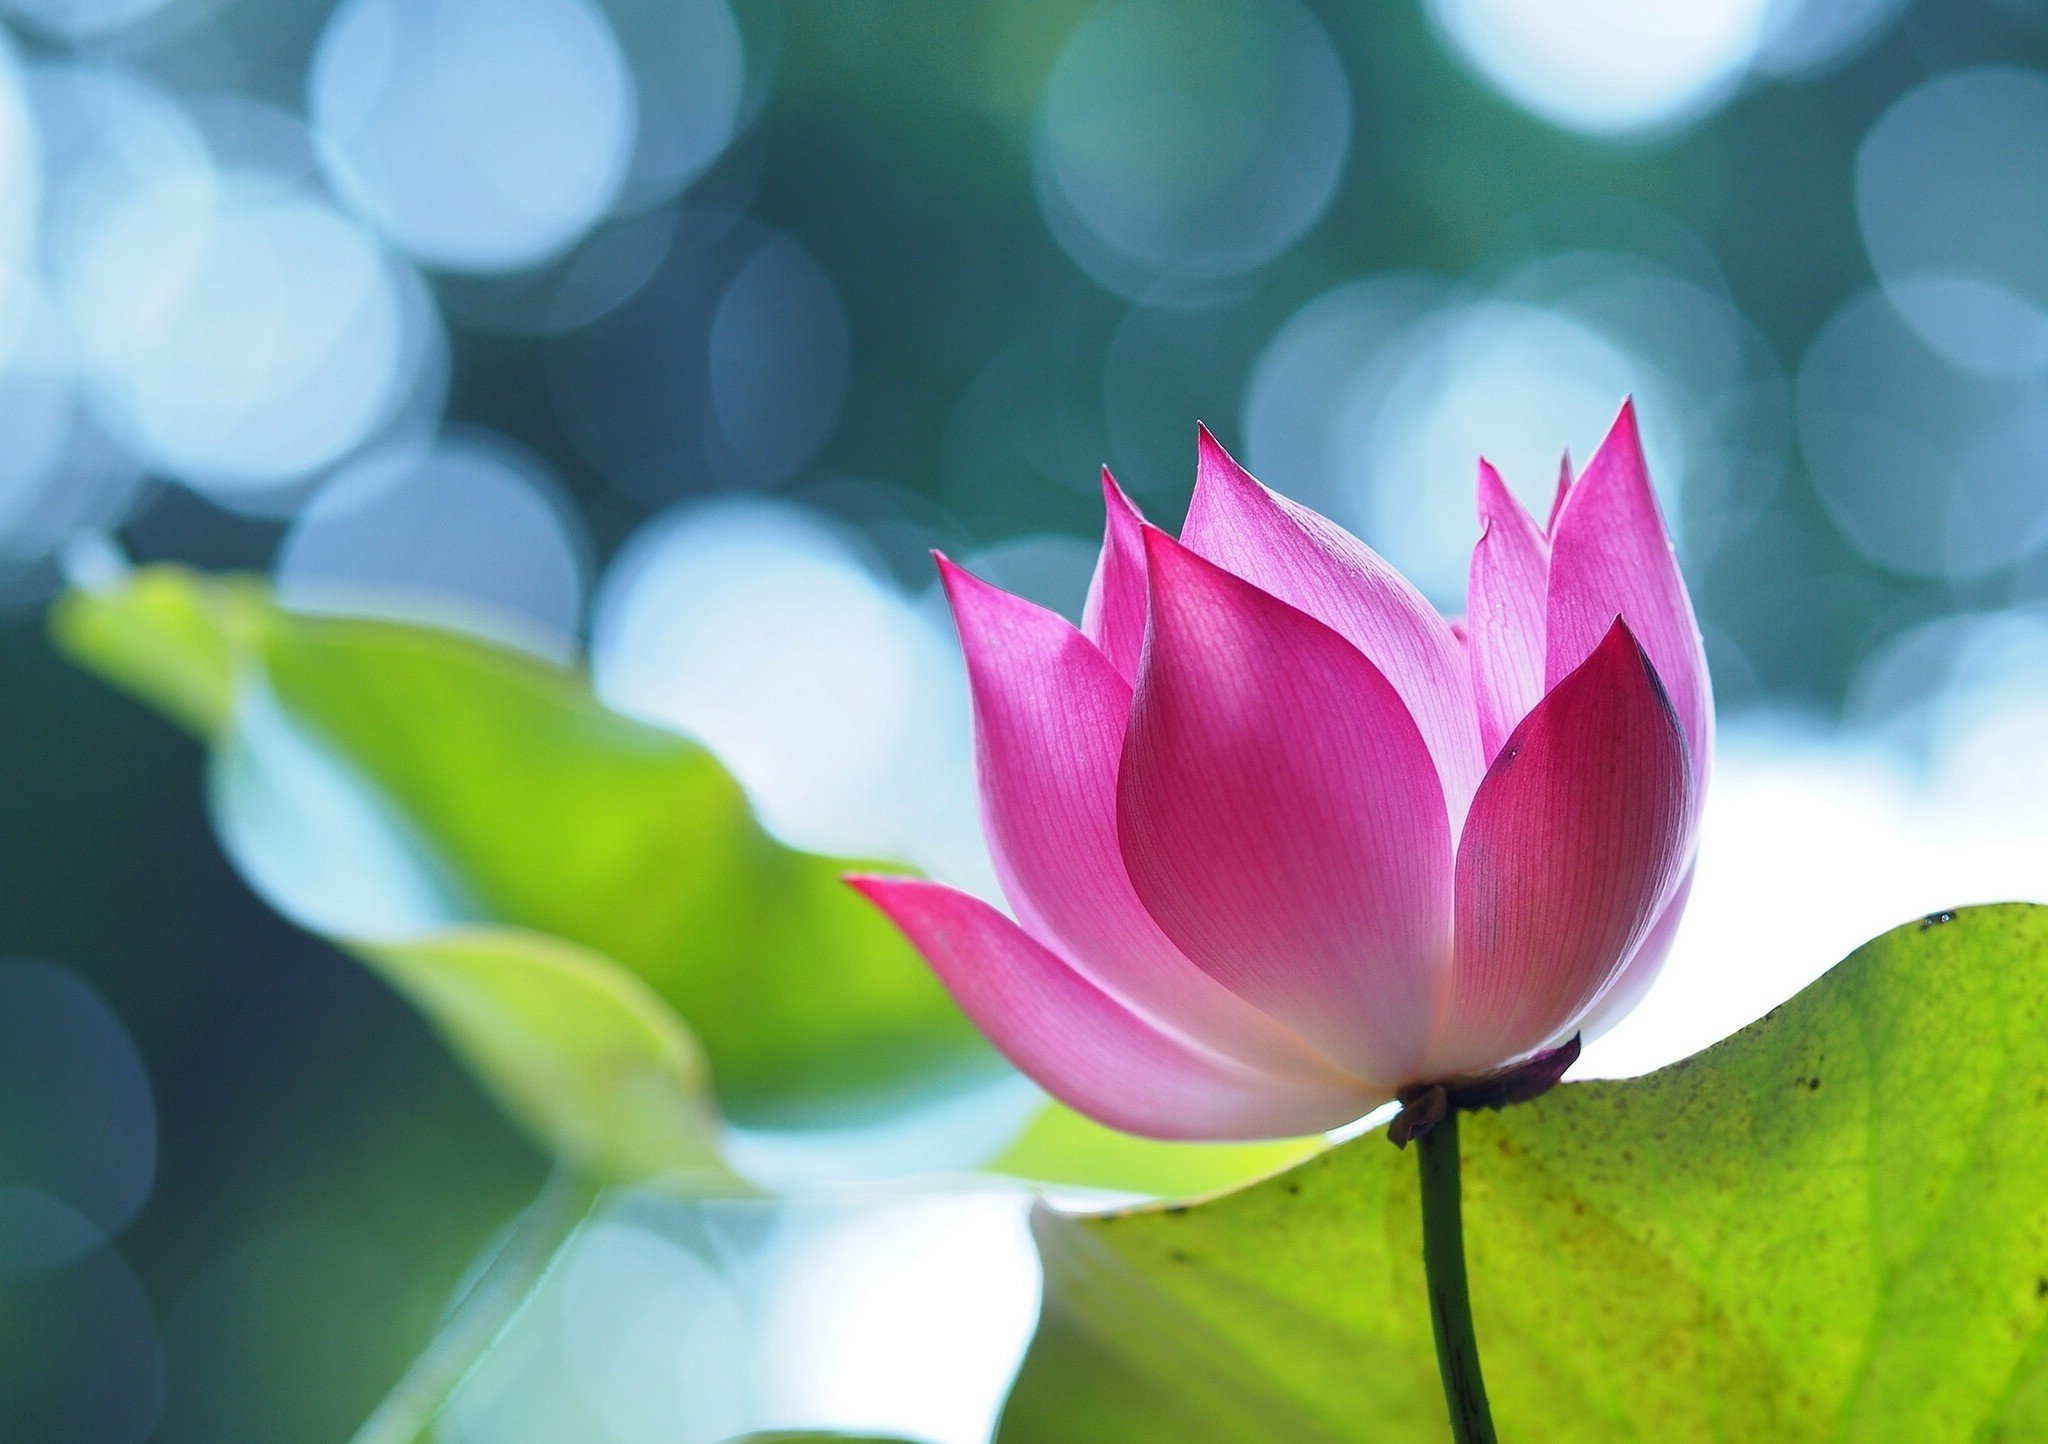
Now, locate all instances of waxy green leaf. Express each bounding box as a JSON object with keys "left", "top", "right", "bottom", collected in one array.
[
  {"left": 1003, "top": 903, "right": 2048, "bottom": 1442},
  {"left": 55, "top": 567, "right": 994, "bottom": 1141},
  {"left": 357, "top": 929, "right": 726, "bottom": 1185}
]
